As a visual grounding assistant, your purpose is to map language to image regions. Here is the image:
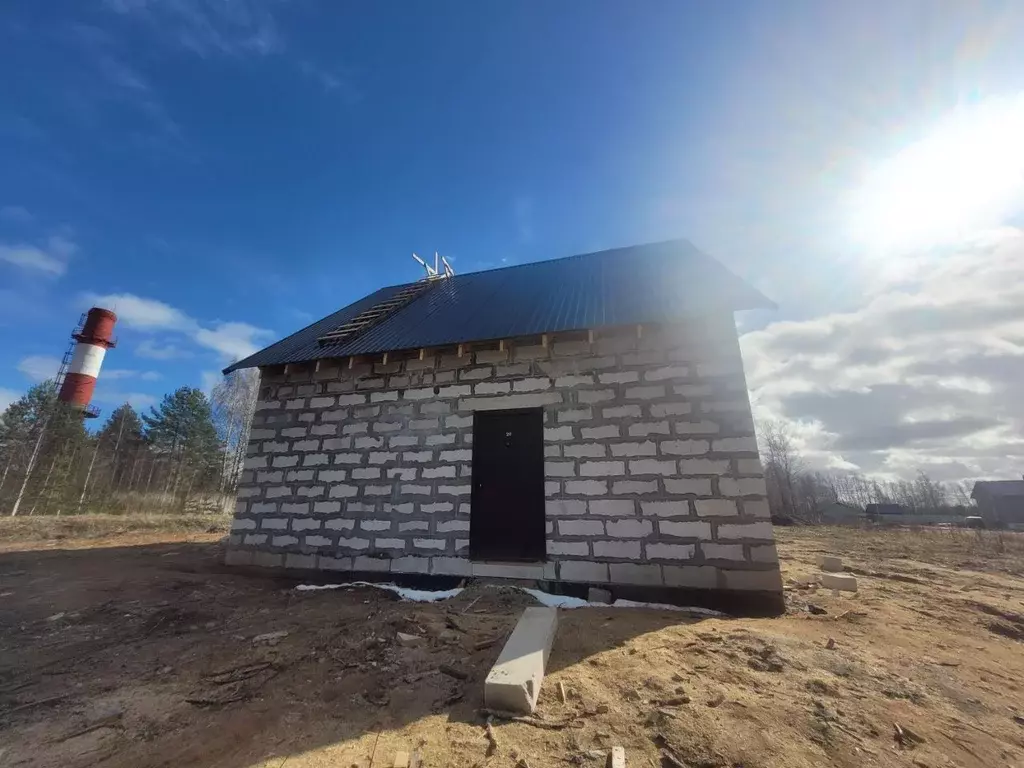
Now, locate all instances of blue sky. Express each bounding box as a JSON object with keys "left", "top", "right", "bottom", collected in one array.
[{"left": 3, "top": 1, "right": 1024, "bottom": 481}]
